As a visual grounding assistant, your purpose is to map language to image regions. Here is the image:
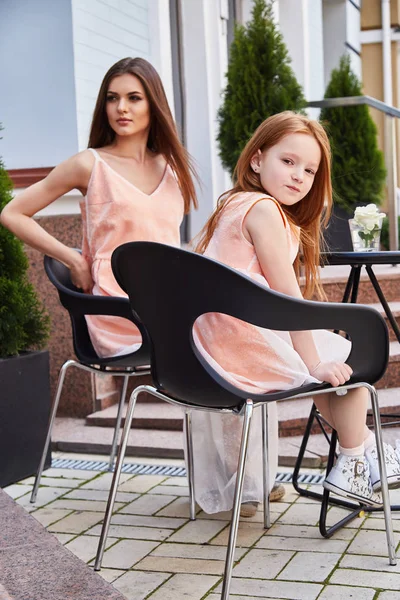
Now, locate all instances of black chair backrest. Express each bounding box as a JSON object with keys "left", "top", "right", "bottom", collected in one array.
[
  {"left": 111, "top": 242, "right": 389, "bottom": 410},
  {"left": 44, "top": 255, "right": 150, "bottom": 367}
]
